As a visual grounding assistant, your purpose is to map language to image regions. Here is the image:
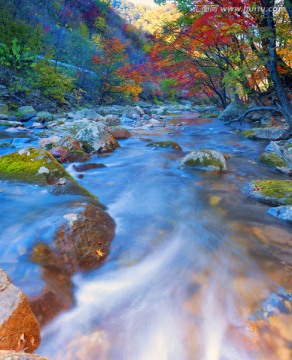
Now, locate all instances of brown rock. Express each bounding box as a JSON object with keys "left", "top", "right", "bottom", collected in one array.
[
  {"left": 54, "top": 205, "right": 115, "bottom": 273},
  {"left": 108, "top": 126, "right": 131, "bottom": 140},
  {"left": 0, "top": 270, "right": 41, "bottom": 353},
  {"left": 49, "top": 147, "right": 68, "bottom": 159}
]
